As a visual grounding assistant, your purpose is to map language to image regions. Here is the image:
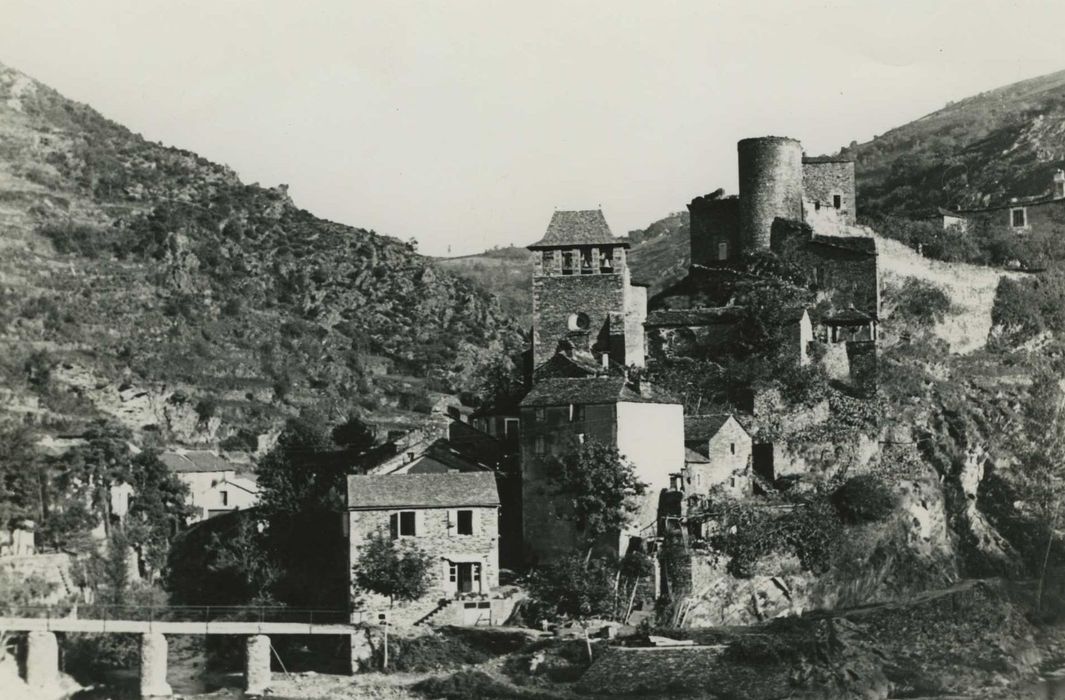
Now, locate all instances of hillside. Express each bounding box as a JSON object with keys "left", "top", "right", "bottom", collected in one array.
[
  {"left": 0, "top": 61, "right": 522, "bottom": 447},
  {"left": 851, "top": 68, "right": 1065, "bottom": 218}
]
